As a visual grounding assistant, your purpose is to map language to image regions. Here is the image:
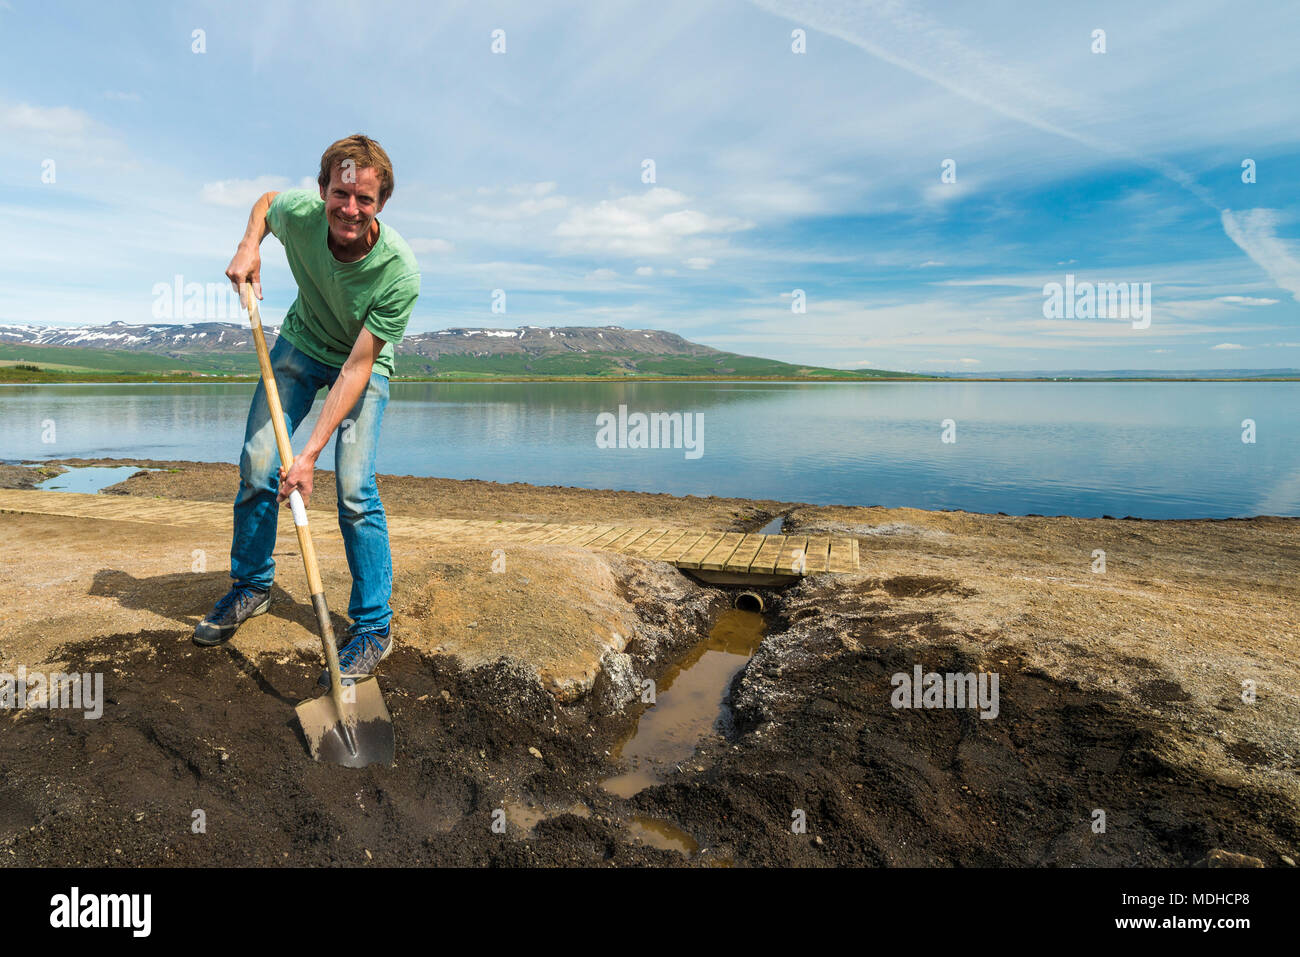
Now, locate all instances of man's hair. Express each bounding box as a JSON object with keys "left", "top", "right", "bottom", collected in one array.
[{"left": 317, "top": 134, "right": 395, "bottom": 204}]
